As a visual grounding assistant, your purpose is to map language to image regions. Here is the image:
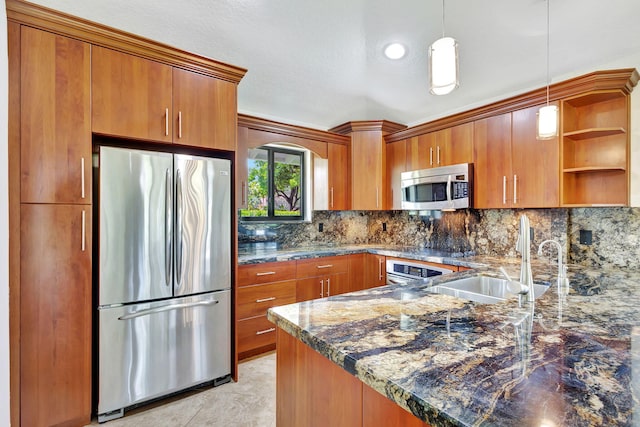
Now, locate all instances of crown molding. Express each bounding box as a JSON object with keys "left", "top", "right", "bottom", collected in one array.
[
  {"left": 238, "top": 114, "right": 350, "bottom": 145},
  {"left": 329, "top": 120, "right": 407, "bottom": 135}
]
